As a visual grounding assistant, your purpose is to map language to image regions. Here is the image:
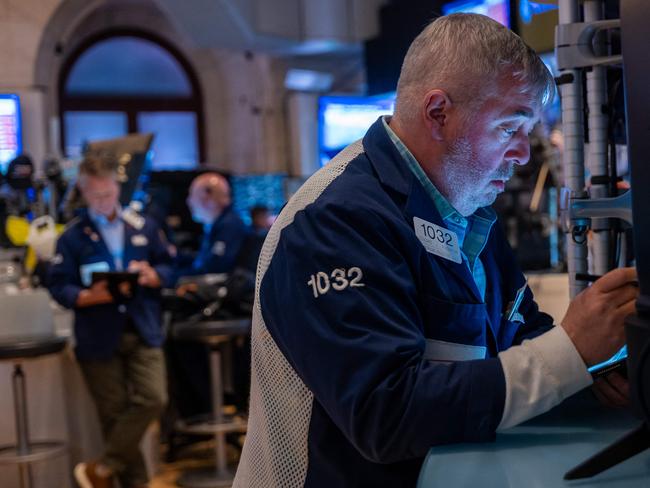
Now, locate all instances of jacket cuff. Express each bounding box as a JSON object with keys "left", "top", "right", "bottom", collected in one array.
[
  {"left": 154, "top": 264, "right": 174, "bottom": 288},
  {"left": 465, "top": 357, "right": 506, "bottom": 441},
  {"left": 62, "top": 286, "right": 82, "bottom": 309}
]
